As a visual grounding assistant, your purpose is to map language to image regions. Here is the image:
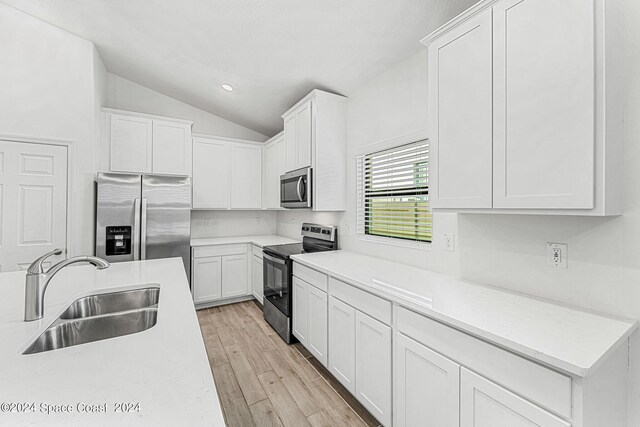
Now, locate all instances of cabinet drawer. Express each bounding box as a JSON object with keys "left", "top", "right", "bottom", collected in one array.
[
  {"left": 193, "top": 244, "right": 248, "bottom": 259},
  {"left": 397, "top": 307, "right": 572, "bottom": 419},
  {"left": 329, "top": 278, "right": 391, "bottom": 325},
  {"left": 293, "top": 263, "right": 328, "bottom": 292},
  {"left": 252, "top": 244, "right": 263, "bottom": 258}
]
